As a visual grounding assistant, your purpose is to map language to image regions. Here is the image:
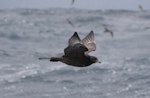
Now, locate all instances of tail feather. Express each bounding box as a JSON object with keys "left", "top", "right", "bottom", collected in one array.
[
  {"left": 39, "top": 58, "right": 51, "bottom": 60},
  {"left": 50, "top": 57, "right": 62, "bottom": 62}
]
